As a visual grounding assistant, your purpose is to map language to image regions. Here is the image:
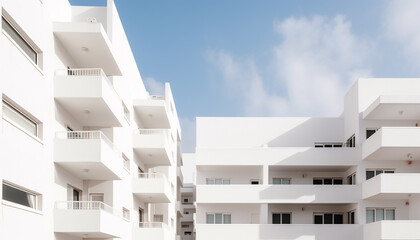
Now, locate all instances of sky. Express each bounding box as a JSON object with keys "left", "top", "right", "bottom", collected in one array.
[{"left": 69, "top": 0, "right": 420, "bottom": 153}]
